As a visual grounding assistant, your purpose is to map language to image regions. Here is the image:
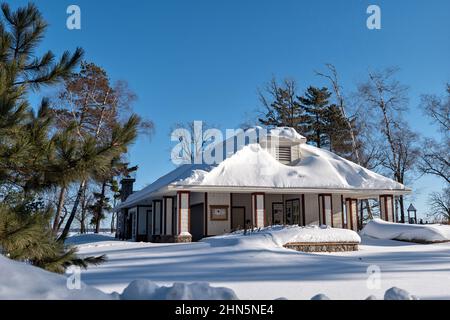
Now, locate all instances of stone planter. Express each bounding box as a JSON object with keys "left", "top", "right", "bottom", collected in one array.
[
  {"left": 150, "top": 234, "right": 192, "bottom": 243},
  {"left": 284, "top": 241, "right": 359, "bottom": 252}
]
